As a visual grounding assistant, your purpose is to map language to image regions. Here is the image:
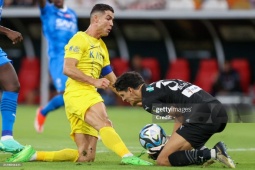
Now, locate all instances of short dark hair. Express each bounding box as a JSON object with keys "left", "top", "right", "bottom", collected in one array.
[
  {"left": 90, "top": 4, "right": 114, "bottom": 16},
  {"left": 114, "top": 71, "right": 145, "bottom": 92}
]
